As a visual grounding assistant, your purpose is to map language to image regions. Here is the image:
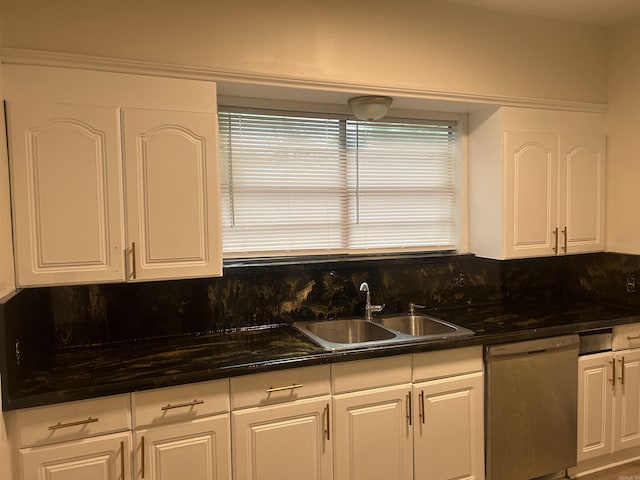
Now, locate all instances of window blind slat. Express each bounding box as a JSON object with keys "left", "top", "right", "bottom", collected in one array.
[{"left": 219, "top": 110, "right": 457, "bottom": 257}]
